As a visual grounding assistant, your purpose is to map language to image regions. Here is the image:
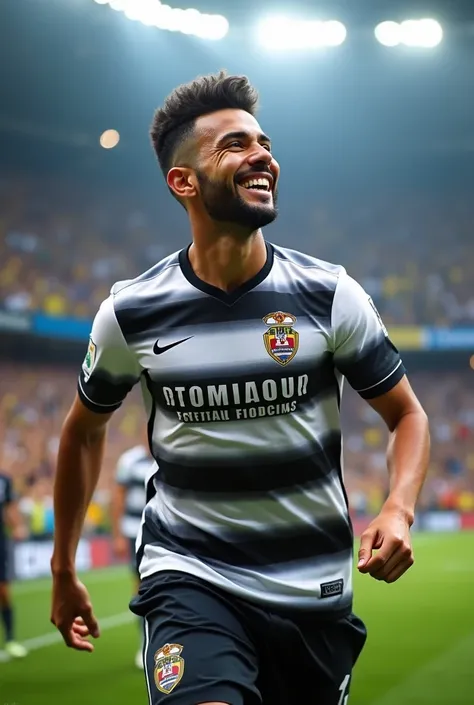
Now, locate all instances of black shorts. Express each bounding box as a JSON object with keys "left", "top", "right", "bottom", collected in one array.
[
  {"left": 0, "top": 536, "right": 12, "bottom": 583},
  {"left": 130, "top": 571, "right": 367, "bottom": 705}
]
